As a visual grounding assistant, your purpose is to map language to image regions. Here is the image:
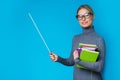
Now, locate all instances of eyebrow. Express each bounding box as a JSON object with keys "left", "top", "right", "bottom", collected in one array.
[{"left": 78, "top": 12, "right": 90, "bottom": 16}]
